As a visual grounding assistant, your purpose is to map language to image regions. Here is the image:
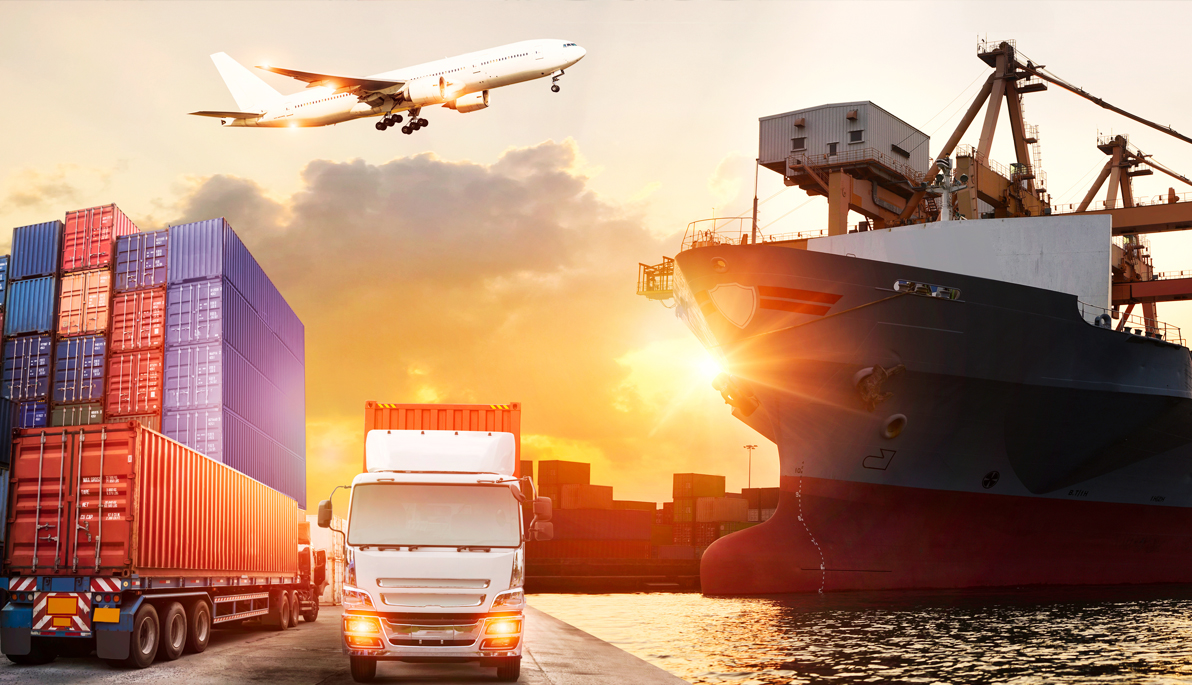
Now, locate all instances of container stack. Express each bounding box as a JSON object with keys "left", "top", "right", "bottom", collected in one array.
[
  {"left": 671, "top": 473, "right": 726, "bottom": 547},
  {"left": 743, "top": 487, "right": 781, "bottom": 522},
  {"left": 527, "top": 460, "right": 651, "bottom": 559},
  {"left": 4, "top": 221, "right": 64, "bottom": 428},
  {"left": 107, "top": 230, "right": 169, "bottom": 430},
  {"left": 161, "top": 218, "right": 307, "bottom": 508}
]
